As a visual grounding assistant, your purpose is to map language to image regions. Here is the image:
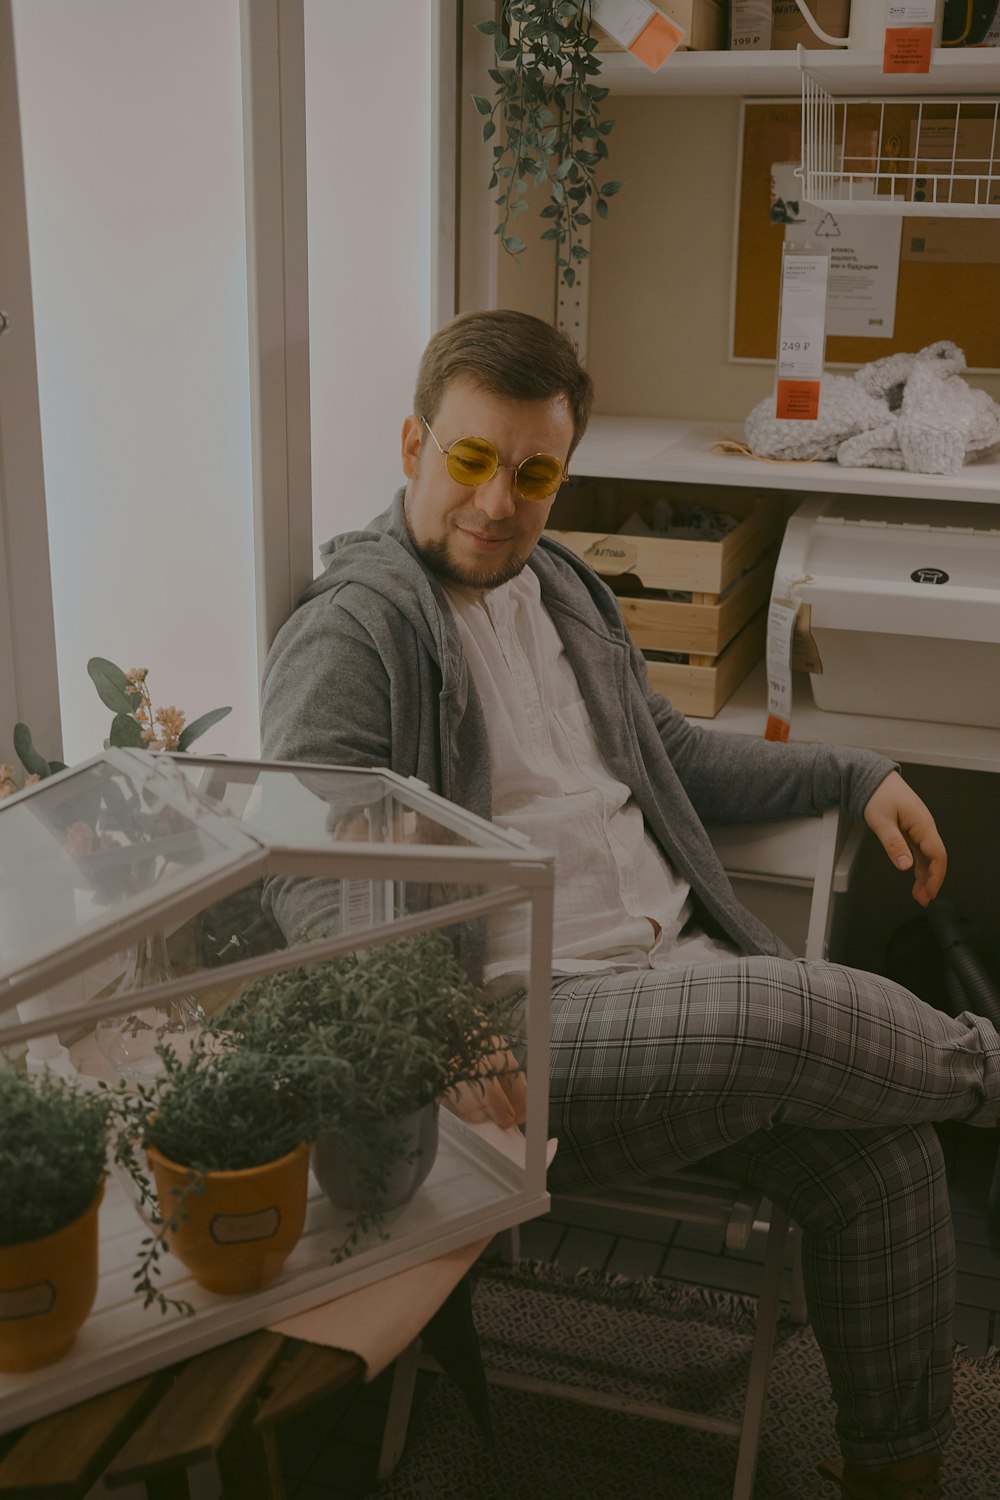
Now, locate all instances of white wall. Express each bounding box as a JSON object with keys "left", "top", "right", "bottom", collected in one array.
[
  {"left": 12, "top": 0, "right": 259, "bottom": 764},
  {"left": 304, "top": 0, "right": 432, "bottom": 556}
]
